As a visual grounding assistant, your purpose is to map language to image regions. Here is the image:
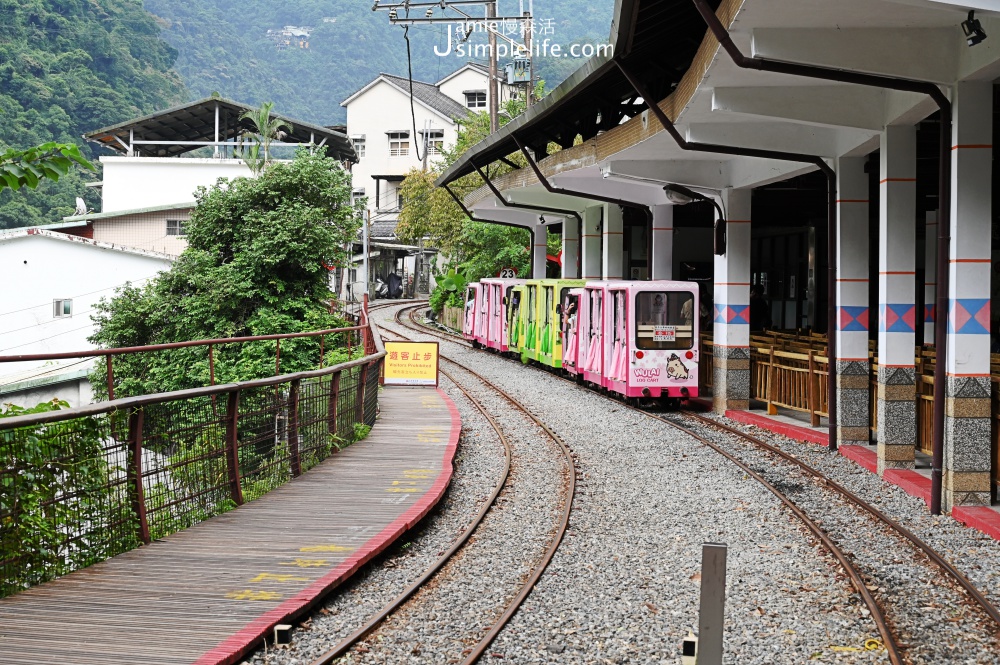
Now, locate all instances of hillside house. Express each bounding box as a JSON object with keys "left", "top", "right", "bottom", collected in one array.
[{"left": 64, "top": 97, "right": 356, "bottom": 258}]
